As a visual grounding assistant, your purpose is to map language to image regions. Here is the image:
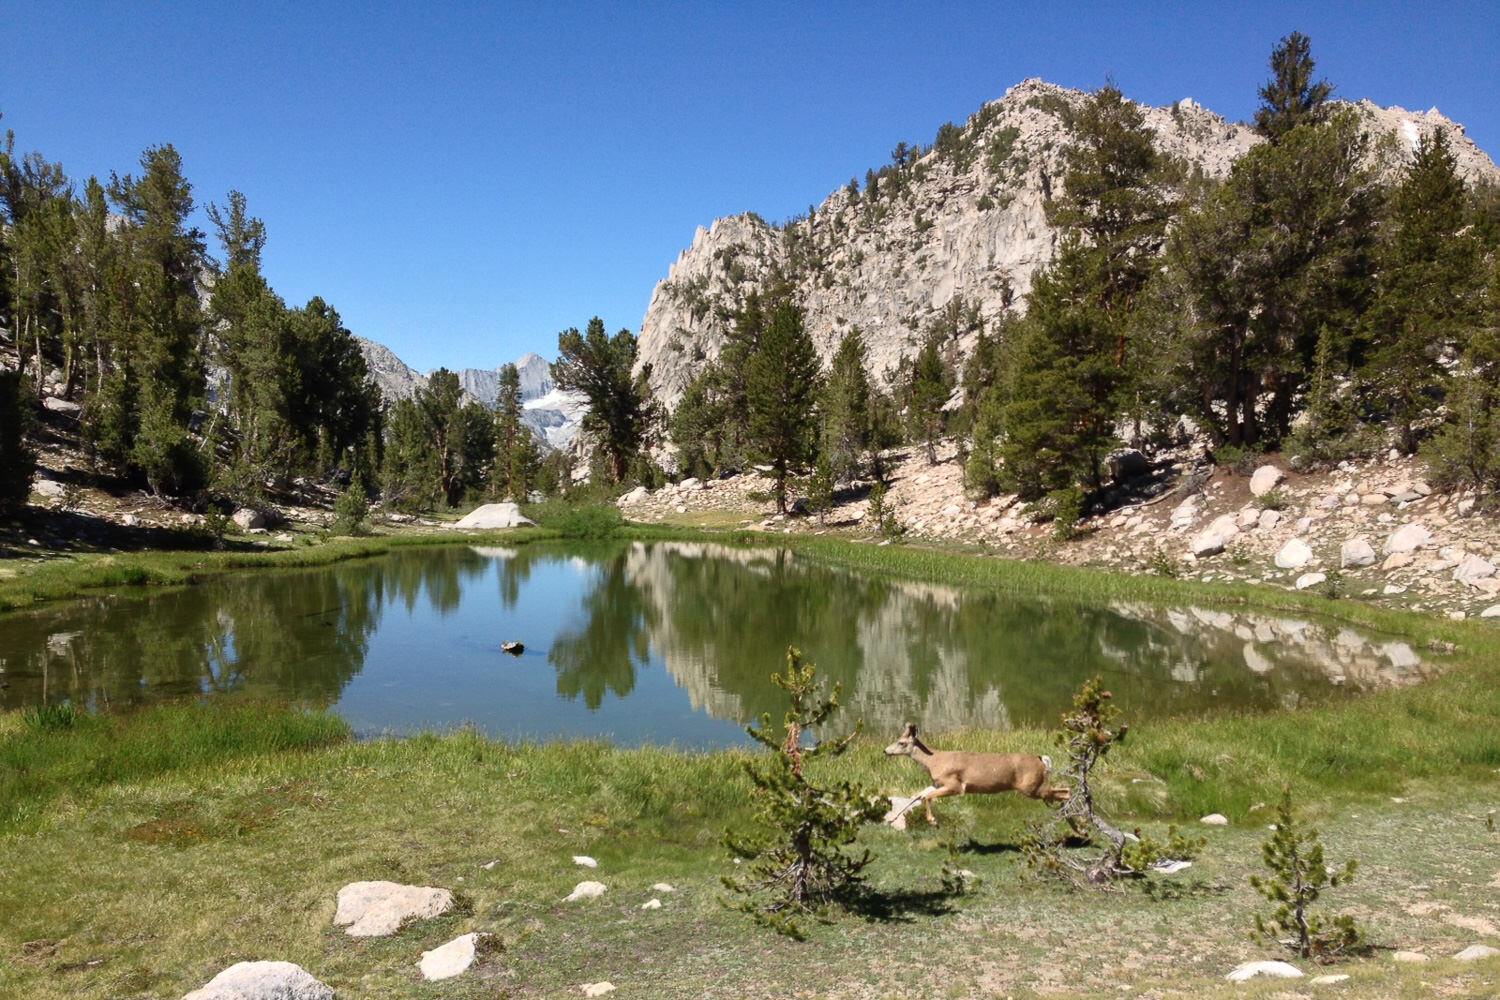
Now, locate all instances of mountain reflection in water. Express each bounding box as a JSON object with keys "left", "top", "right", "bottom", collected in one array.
[{"left": 0, "top": 542, "right": 1436, "bottom": 746}]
